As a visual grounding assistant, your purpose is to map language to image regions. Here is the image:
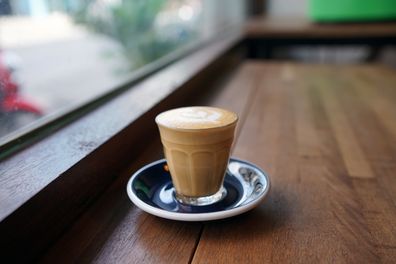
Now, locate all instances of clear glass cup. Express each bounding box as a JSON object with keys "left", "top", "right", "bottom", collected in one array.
[{"left": 156, "top": 106, "right": 238, "bottom": 206}]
